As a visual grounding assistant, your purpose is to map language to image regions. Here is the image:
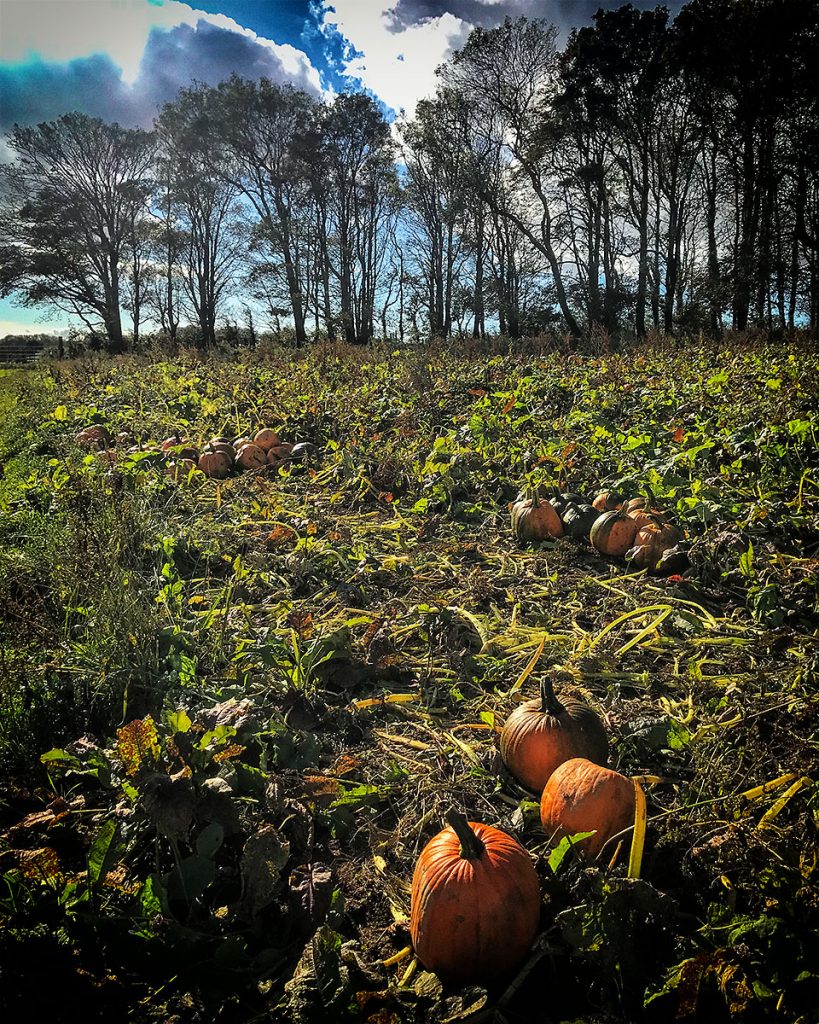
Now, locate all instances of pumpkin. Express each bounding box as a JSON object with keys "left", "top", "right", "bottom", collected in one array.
[
  {"left": 75, "top": 424, "right": 111, "bottom": 449},
  {"left": 500, "top": 675, "right": 609, "bottom": 792},
  {"left": 548, "top": 491, "right": 585, "bottom": 516},
  {"left": 627, "top": 508, "right": 668, "bottom": 531},
  {"left": 269, "top": 442, "right": 295, "bottom": 460},
  {"left": 592, "top": 491, "right": 624, "bottom": 513},
  {"left": 234, "top": 435, "right": 252, "bottom": 449},
  {"left": 590, "top": 510, "right": 638, "bottom": 557},
  {"left": 410, "top": 810, "right": 540, "bottom": 983},
  {"left": 206, "top": 441, "right": 235, "bottom": 463},
  {"left": 95, "top": 449, "right": 118, "bottom": 466},
  {"left": 161, "top": 435, "right": 188, "bottom": 453},
  {"left": 540, "top": 757, "right": 635, "bottom": 858},
  {"left": 627, "top": 522, "right": 684, "bottom": 572},
  {"left": 166, "top": 458, "right": 199, "bottom": 481},
  {"left": 253, "top": 428, "right": 281, "bottom": 452},
  {"left": 561, "top": 503, "right": 600, "bottom": 541},
  {"left": 236, "top": 443, "right": 267, "bottom": 471},
  {"left": 198, "top": 450, "right": 232, "bottom": 479},
  {"left": 511, "top": 492, "right": 564, "bottom": 542}
]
